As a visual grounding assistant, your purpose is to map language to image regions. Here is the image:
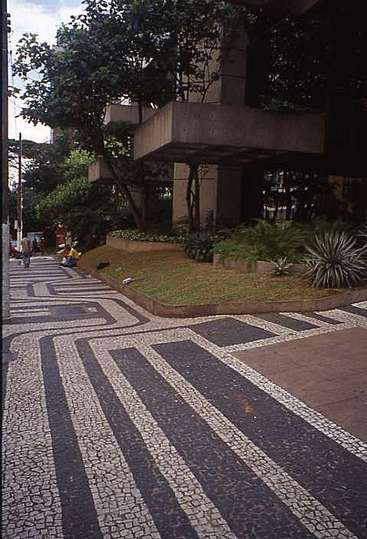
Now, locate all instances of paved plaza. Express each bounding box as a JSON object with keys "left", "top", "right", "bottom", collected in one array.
[{"left": 2, "top": 257, "right": 367, "bottom": 538}]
